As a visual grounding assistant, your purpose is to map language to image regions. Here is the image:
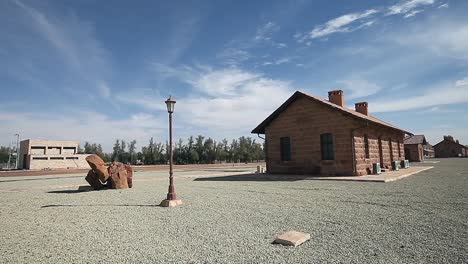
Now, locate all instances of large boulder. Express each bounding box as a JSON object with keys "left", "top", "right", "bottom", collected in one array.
[
  {"left": 85, "top": 154, "right": 109, "bottom": 182},
  {"left": 108, "top": 162, "right": 129, "bottom": 189}
]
